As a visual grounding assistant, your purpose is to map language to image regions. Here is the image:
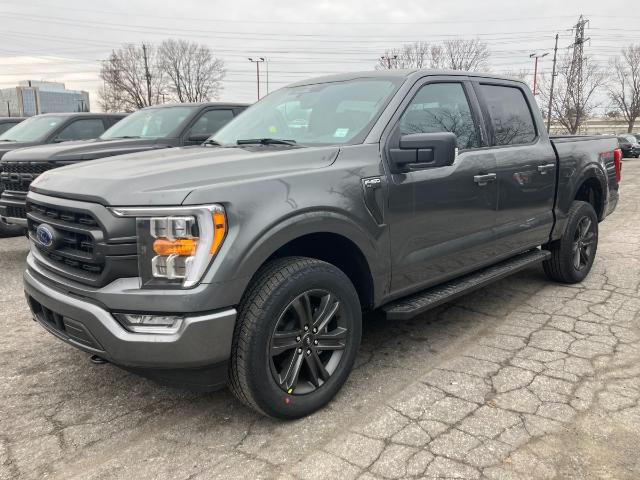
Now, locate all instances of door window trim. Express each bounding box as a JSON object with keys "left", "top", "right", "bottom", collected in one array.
[{"left": 472, "top": 80, "right": 540, "bottom": 149}]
